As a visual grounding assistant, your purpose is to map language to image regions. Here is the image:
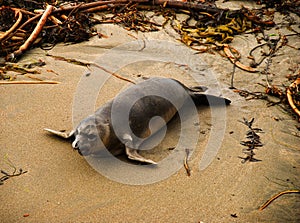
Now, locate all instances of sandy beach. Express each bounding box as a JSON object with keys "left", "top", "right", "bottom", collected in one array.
[{"left": 1, "top": 1, "right": 299, "bottom": 222}]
